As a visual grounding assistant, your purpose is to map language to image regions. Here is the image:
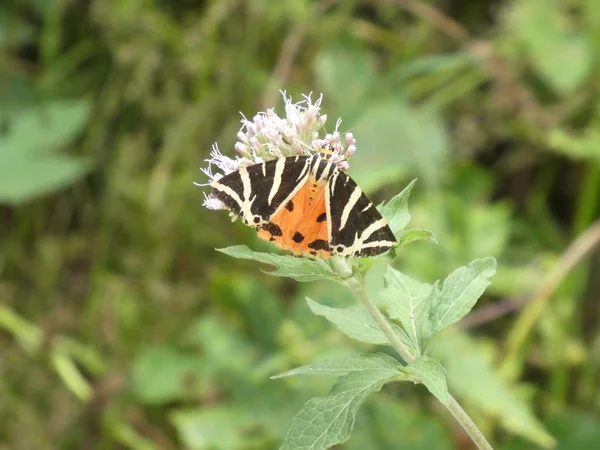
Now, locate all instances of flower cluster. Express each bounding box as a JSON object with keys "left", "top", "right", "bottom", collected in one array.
[{"left": 197, "top": 92, "right": 357, "bottom": 210}]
